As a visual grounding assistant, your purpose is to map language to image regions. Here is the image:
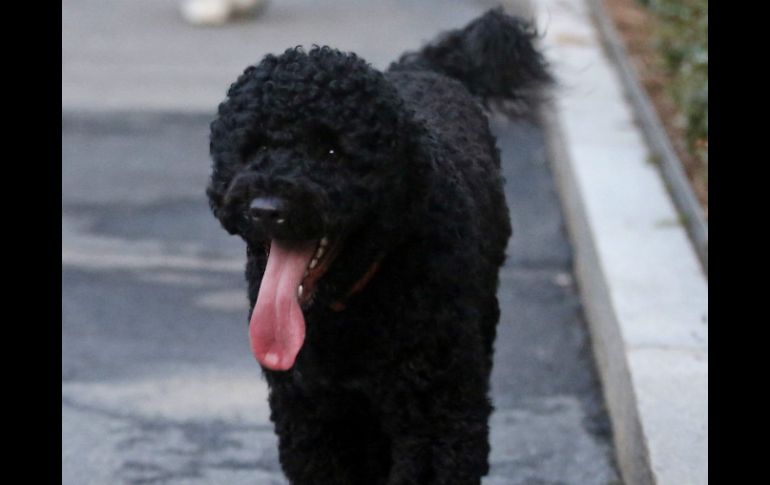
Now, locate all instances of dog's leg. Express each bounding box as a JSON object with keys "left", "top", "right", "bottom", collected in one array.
[
  {"left": 378, "top": 338, "right": 493, "bottom": 485},
  {"left": 267, "top": 375, "right": 391, "bottom": 485},
  {"left": 384, "top": 397, "right": 492, "bottom": 484}
]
